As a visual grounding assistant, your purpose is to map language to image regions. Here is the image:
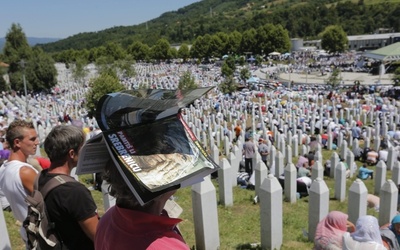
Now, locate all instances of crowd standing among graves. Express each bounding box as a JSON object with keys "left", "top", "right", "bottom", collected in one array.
[{"left": 0, "top": 58, "right": 400, "bottom": 249}]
